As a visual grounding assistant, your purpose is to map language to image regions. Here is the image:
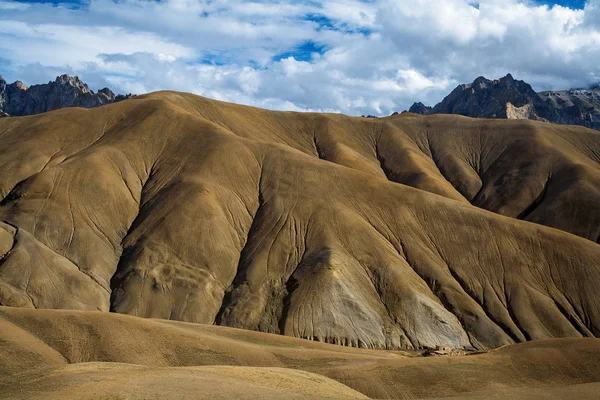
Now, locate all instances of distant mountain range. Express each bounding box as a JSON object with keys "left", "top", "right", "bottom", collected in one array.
[
  {"left": 409, "top": 74, "right": 600, "bottom": 130},
  {"left": 0, "top": 74, "right": 132, "bottom": 117},
  {"left": 3, "top": 73, "right": 600, "bottom": 132}
]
